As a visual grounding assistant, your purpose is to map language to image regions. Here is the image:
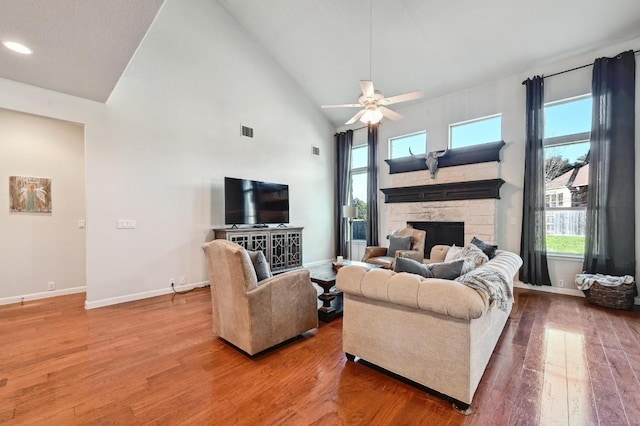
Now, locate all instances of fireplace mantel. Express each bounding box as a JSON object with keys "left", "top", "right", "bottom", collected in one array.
[
  {"left": 384, "top": 140, "right": 505, "bottom": 174},
  {"left": 380, "top": 179, "right": 504, "bottom": 203}
]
